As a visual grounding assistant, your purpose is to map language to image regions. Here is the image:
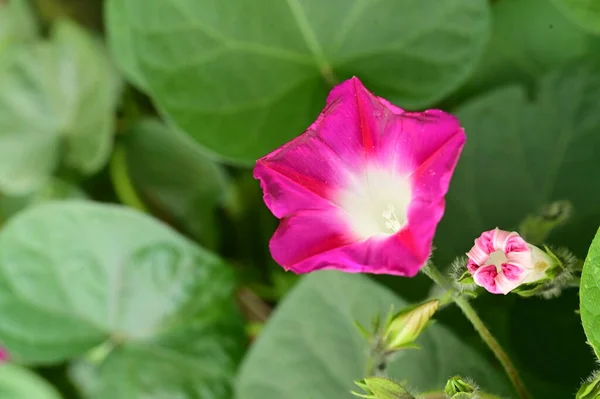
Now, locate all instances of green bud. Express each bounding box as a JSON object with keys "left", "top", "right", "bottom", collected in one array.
[
  {"left": 445, "top": 376, "right": 477, "bottom": 398},
  {"left": 577, "top": 373, "right": 600, "bottom": 399},
  {"left": 383, "top": 299, "right": 440, "bottom": 351},
  {"left": 352, "top": 377, "right": 414, "bottom": 399},
  {"left": 518, "top": 200, "right": 572, "bottom": 245}
]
